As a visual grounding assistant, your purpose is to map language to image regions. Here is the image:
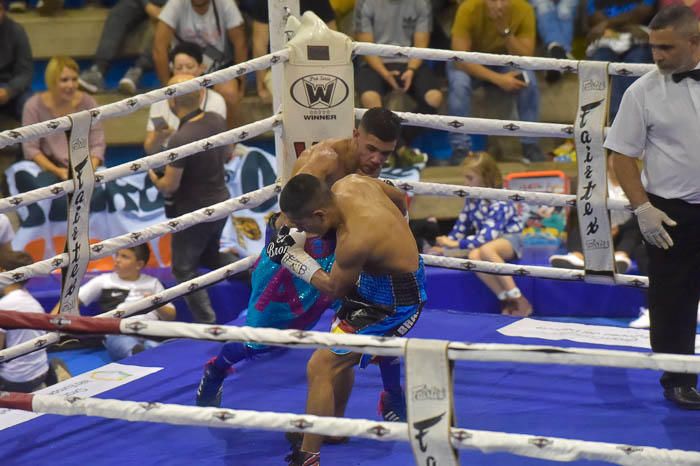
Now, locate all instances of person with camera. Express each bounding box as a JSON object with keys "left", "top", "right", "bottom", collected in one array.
[
  {"left": 448, "top": 0, "right": 544, "bottom": 164},
  {"left": 148, "top": 74, "right": 232, "bottom": 324},
  {"left": 143, "top": 41, "right": 226, "bottom": 155}
]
